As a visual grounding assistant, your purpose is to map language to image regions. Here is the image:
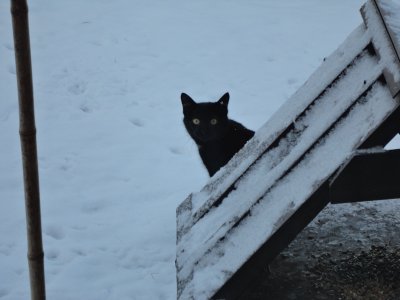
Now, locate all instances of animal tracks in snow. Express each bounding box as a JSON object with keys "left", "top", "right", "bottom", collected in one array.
[
  {"left": 44, "top": 225, "right": 66, "bottom": 240},
  {"left": 129, "top": 118, "right": 145, "bottom": 127},
  {"left": 68, "top": 81, "right": 87, "bottom": 95},
  {"left": 81, "top": 200, "right": 107, "bottom": 214},
  {"left": 0, "top": 244, "right": 14, "bottom": 256},
  {"left": 45, "top": 249, "right": 60, "bottom": 261},
  {"left": 7, "top": 65, "right": 16, "bottom": 75},
  {"left": 3, "top": 43, "right": 13, "bottom": 51},
  {"left": 0, "top": 288, "right": 10, "bottom": 298},
  {"left": 169, "top": 147, "right": 184, "bottom": 155},
  {"left": 79, "top": 104, "right": 92, "bottom": 113}
]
